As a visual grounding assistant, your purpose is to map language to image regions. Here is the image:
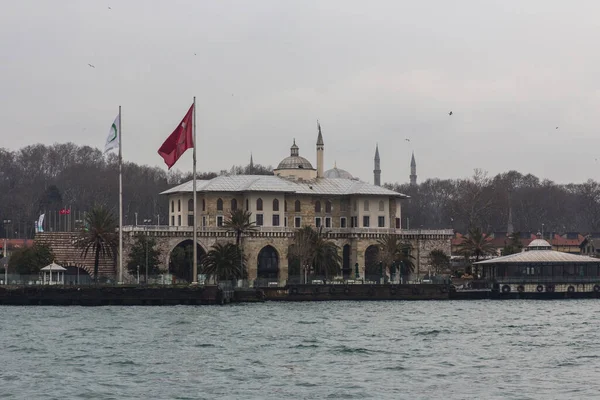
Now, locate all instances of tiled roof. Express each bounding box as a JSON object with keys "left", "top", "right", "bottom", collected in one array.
[
  {"left": 160, "top": 175, "right": 408, "bottom": 198},
  {"left": 475, "top": 250, "right": 600, "bottom": 264}
]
